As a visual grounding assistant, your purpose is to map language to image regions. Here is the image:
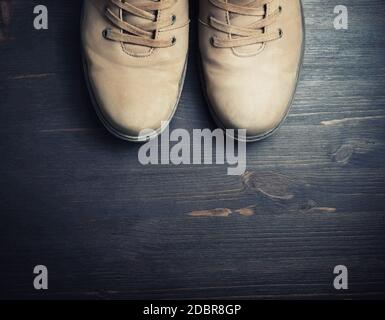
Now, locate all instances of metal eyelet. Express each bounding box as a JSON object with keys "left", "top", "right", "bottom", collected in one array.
[
  {"left": 102, "top": 28, "right": 110, "bottom": 38},
  {"left": 171, "top": 14, "right": 177, "bottom": 25}
]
